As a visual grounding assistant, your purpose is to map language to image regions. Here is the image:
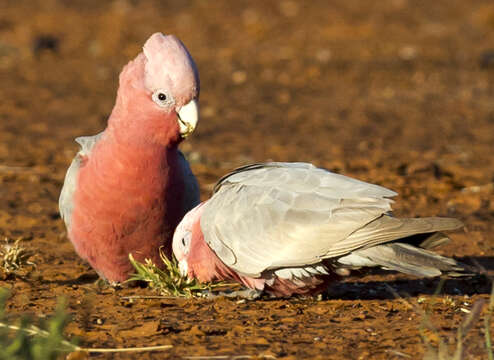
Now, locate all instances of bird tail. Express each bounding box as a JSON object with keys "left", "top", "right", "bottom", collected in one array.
[
  {"left": 335, "top": 217, "right": 475, "bottom": 277},
  {"left": 345, "top": 241, "right": 474, "bottom": 277}
]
